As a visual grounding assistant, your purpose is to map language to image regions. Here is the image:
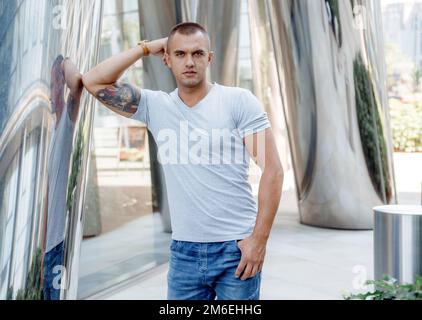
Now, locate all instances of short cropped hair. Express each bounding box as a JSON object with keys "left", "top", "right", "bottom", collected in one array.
[{"left": 167, "top": 22, "right": 210, "bottom": 51}]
